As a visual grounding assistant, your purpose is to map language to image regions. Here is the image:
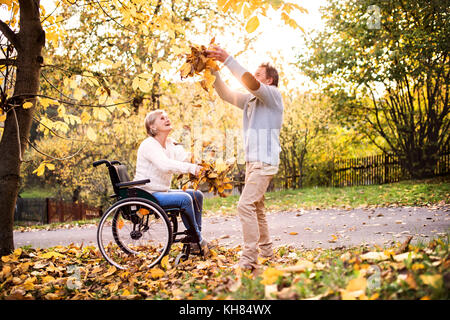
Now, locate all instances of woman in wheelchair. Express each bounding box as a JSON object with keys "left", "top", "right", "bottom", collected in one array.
[{"left": 133, "top": 109, "right": 209, "bottom": 256}]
